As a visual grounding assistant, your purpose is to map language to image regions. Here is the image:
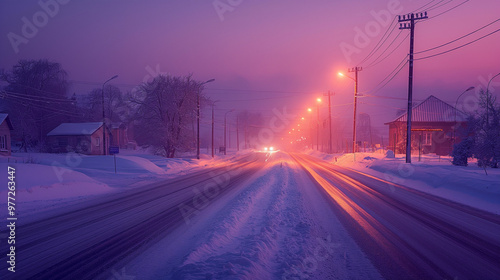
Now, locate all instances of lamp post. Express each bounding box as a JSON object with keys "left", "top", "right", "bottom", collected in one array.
[
  {"left": 224, "top": 109, "right": 234, "bottom": 155},
  {"left": 211, "top": 101, "right": 218, "bottom": 158},
  {"left": 102, "top": 75, "right": 118, "bottom": 156},
  {"left": 197, "top": 78, "right": 215, "bottom": 160},
  {"left": 486, "top": 72, "right": 500, "bottom": 127},
  {"left": 338, "top": 72, "right": 358, "bottom": 158},
  {"left": 454, "top": 86, "right": 475, "bottom": 145}
]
